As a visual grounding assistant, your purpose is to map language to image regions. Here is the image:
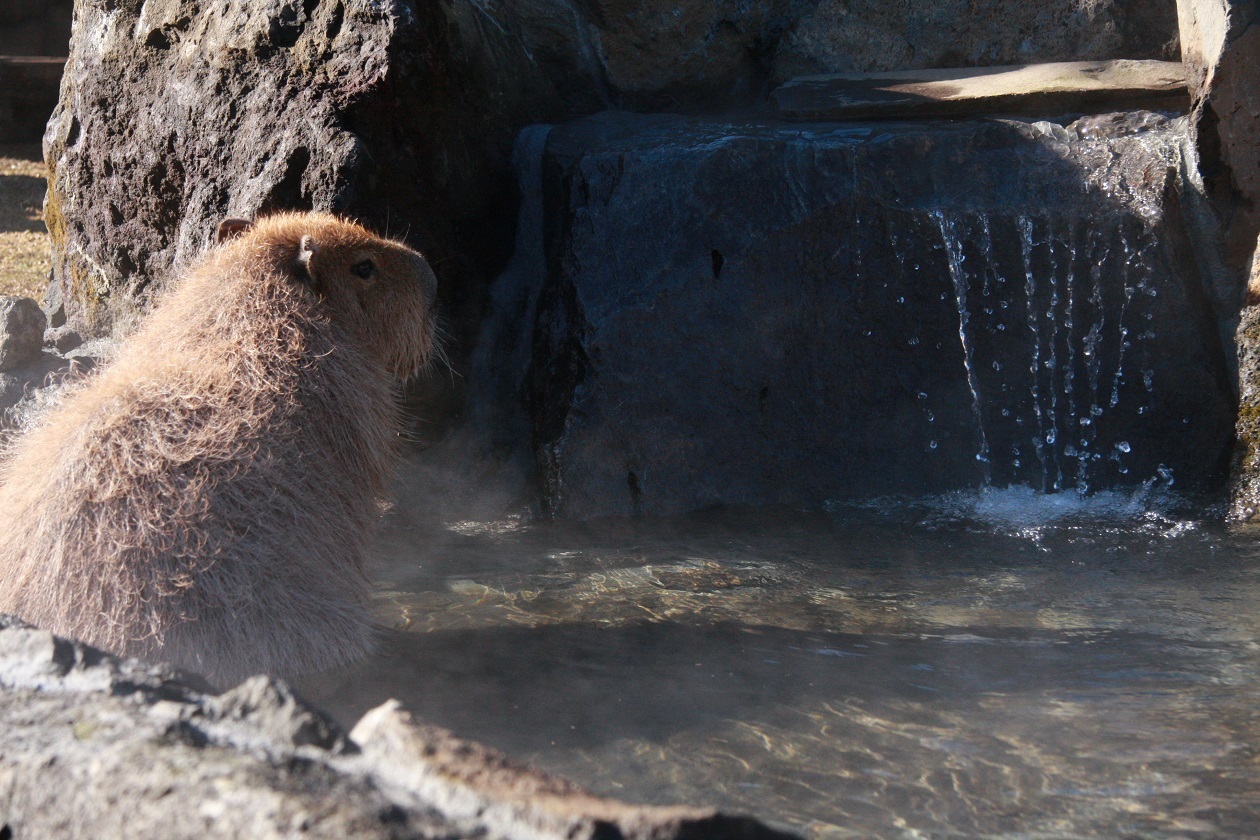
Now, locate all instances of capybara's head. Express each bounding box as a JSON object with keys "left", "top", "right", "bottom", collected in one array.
[{"left": 217, "top": 212, "right": 438, "bottom": 379}]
